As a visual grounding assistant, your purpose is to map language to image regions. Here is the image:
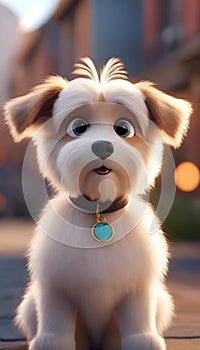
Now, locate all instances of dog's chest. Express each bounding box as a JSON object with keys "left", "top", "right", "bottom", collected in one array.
[
  {"left": 32, "top": 229, "right": 148, "bottom": 296},
  {"left": 32, "top": 198, "right": 162, "bottom": 295}
]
